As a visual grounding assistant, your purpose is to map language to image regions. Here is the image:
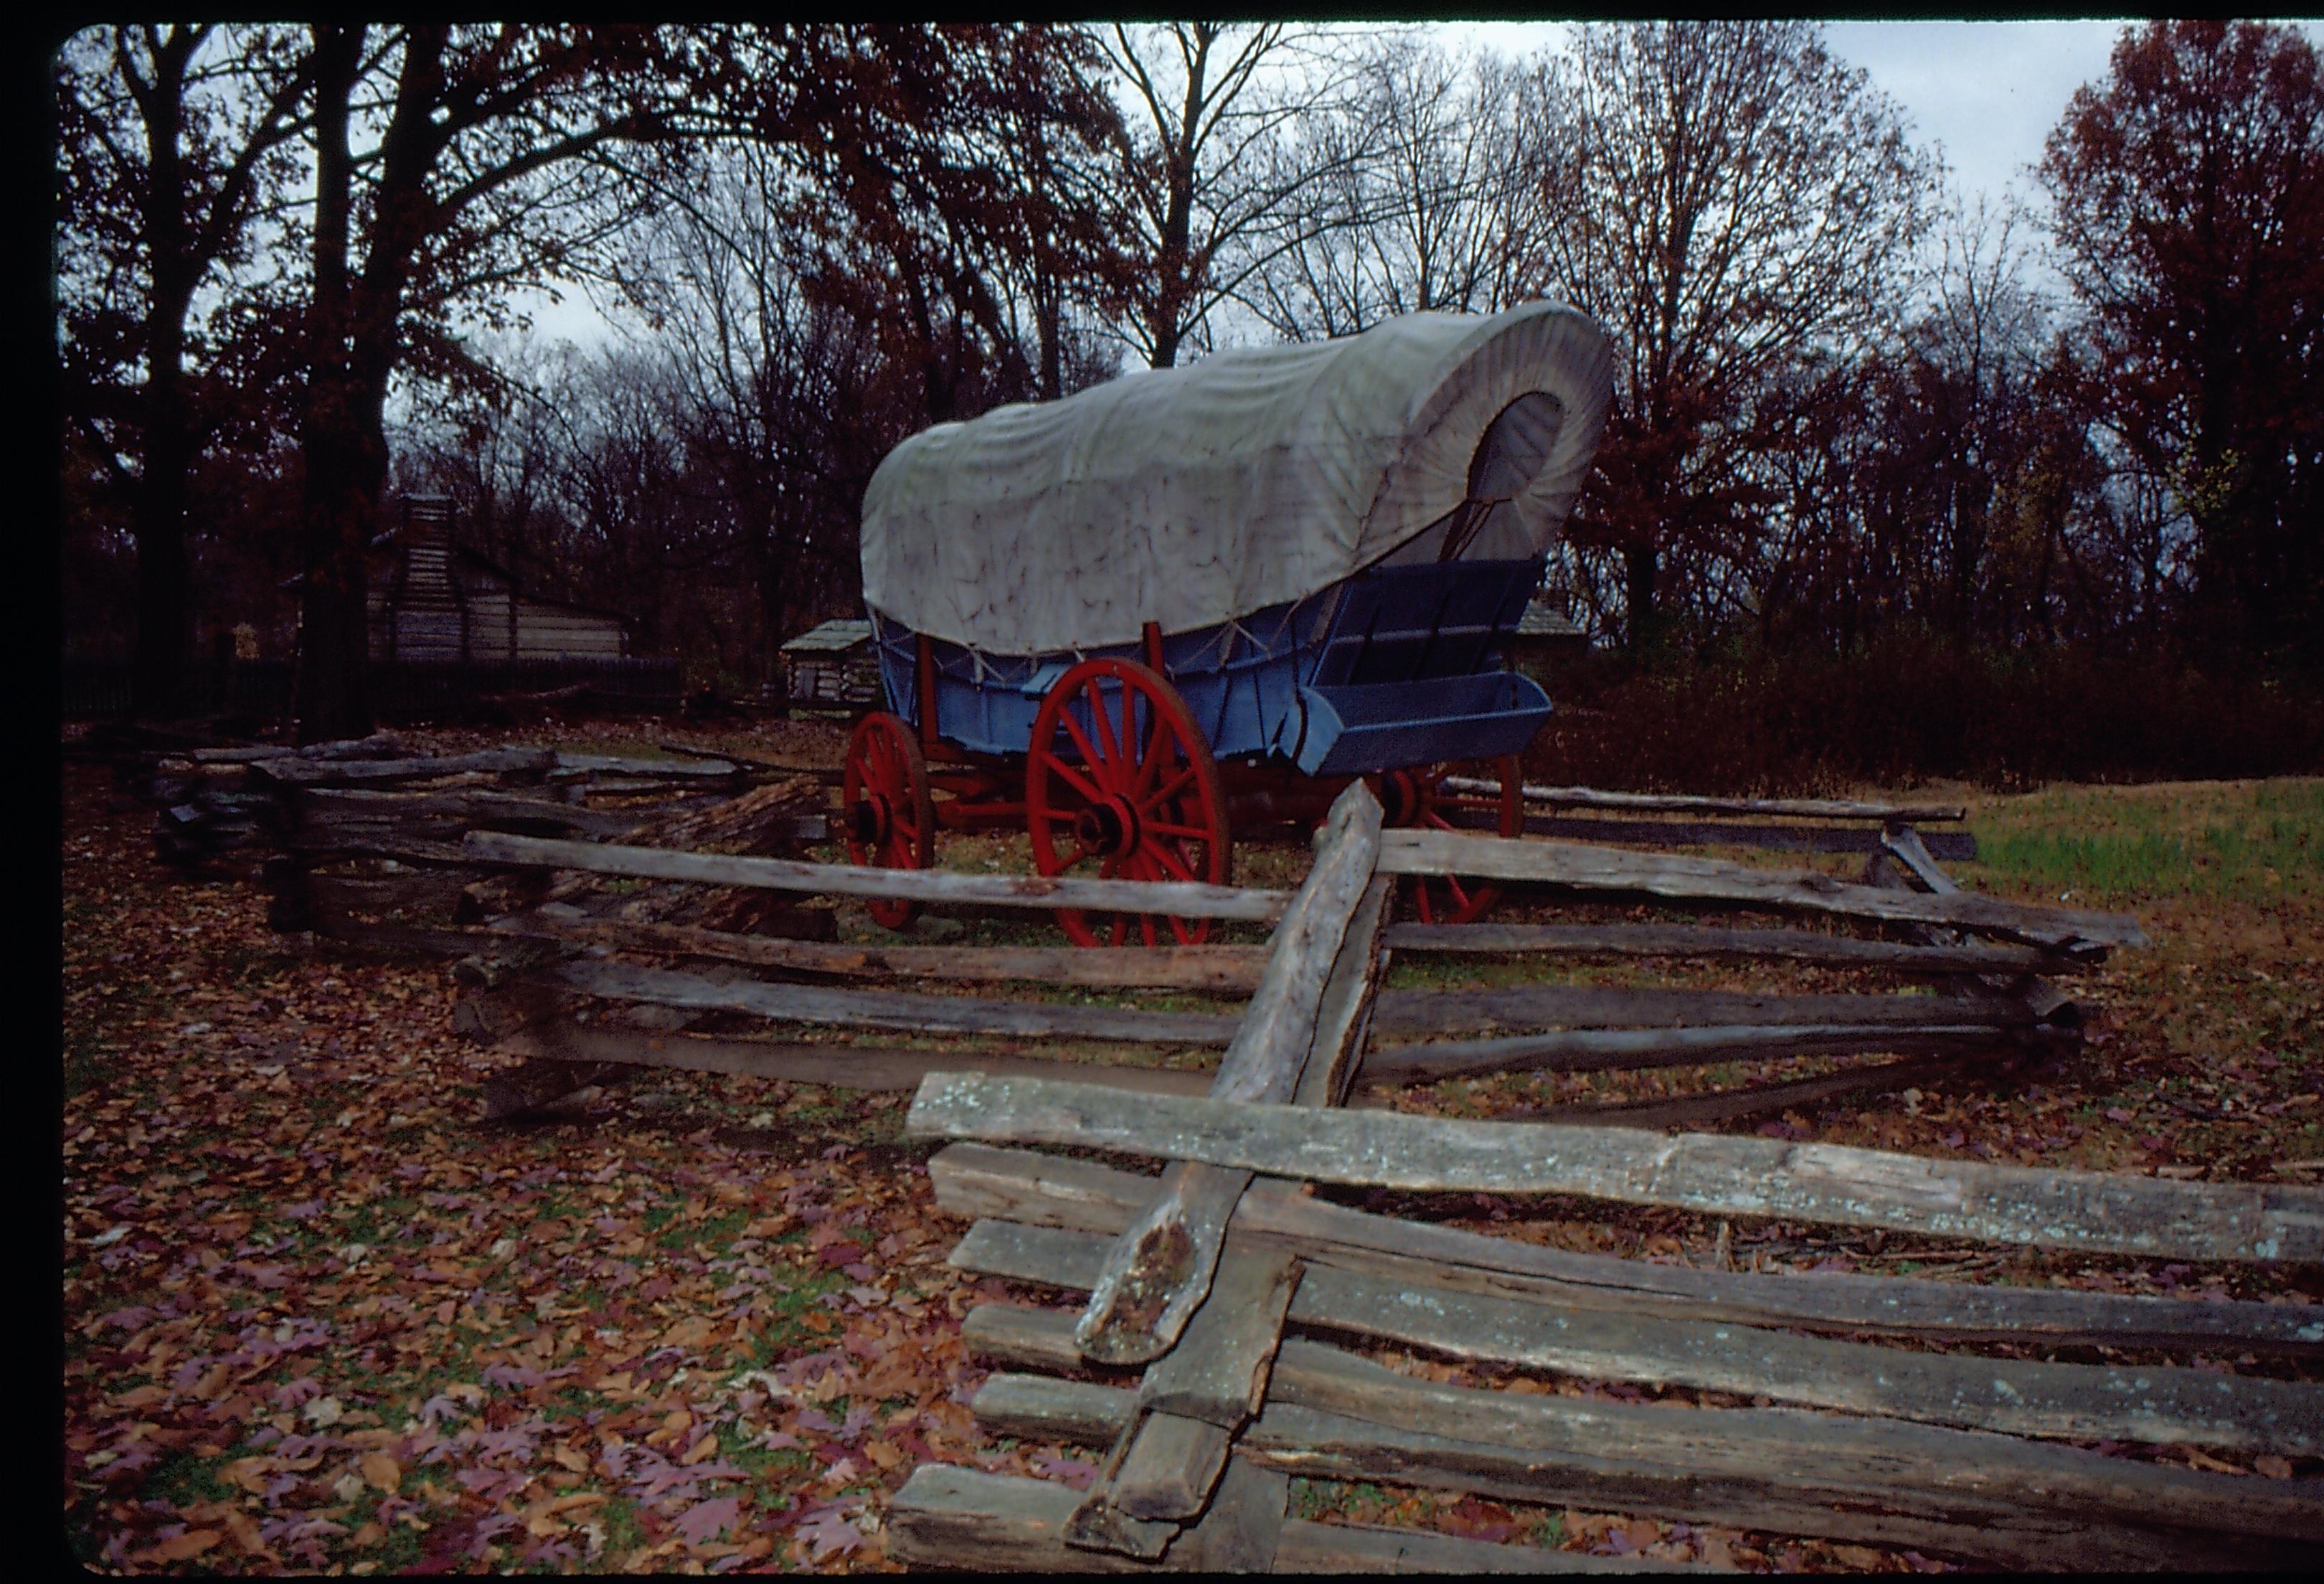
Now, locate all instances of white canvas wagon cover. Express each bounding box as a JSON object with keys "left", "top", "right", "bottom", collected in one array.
[{"left": 860, "top": 300, "right": 1614, "bottom": 656}]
